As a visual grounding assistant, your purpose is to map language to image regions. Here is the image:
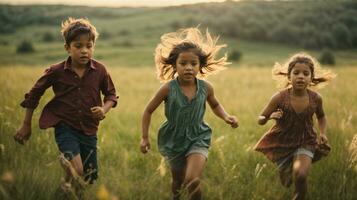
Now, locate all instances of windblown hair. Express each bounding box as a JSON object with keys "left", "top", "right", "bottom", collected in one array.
[
  {"left": 61, "top": 17, "right": 99, "bottom": 45},
  {"left": 272, "top": 52, "right": 336, "bottom": 89},
  {"left": 155, "top": 28, "right": 229, "bottom": 82}
]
